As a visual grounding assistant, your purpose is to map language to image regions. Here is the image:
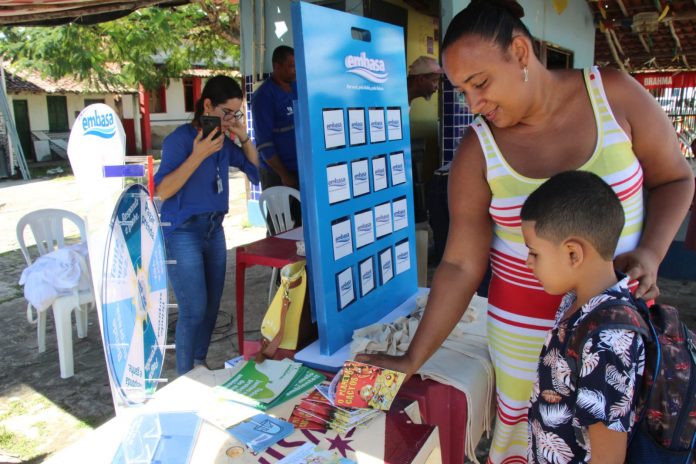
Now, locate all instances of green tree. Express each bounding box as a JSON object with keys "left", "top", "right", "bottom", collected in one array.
[{"left": 0, "top": 0, "right": 240, "bottom": 91}]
